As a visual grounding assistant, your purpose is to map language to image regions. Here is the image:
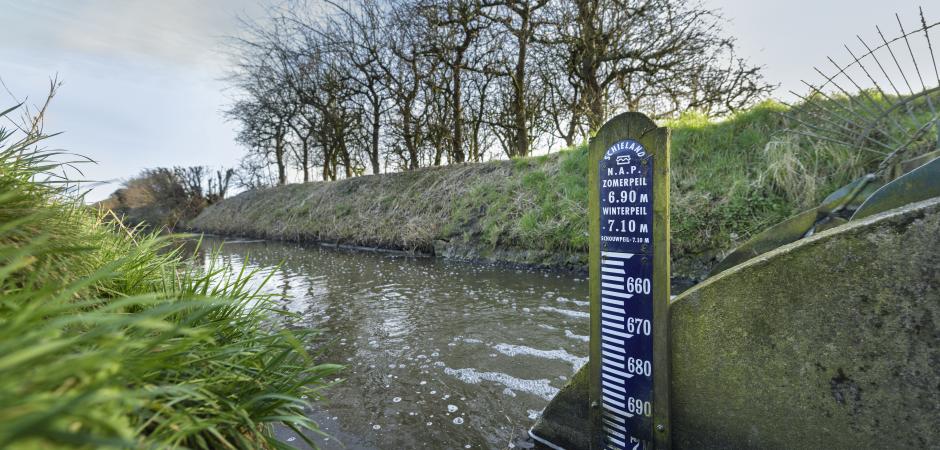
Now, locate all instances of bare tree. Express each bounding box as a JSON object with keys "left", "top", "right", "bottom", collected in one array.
[
  {"left": 222, "top": 0, "right": 771, "bottom": 187},
  {"left": 418, "top": 0, "right": 489, "bottom": 164},
  {"left": 381, "top": 0, "right": 437, "bottom": 170},
  {"left": 324, "top": 0, "right": 392, "bottom": 175},
  {"left": 234, "top": 152, "right": 277, "bottom": 190},
  {"left": 547, "top": 0, "right": 772, "bottom": 131},
  {"left": 480, "top": 0, "right": 551, "bottom": 157},
  {"left": 207, "top": 168, "right": 234, "bottom": 203},
  {"left": 226, "top": 20, "right": 298, "bottom": 186}
]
